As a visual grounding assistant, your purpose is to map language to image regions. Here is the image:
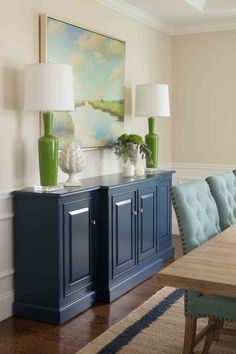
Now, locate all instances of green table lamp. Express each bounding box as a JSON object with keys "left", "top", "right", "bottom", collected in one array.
[
  {"left": 24, "top": 63, "right": 74, "bottom": 189},
  {"left": 135, "top": 84, "right": 170, "bottom": 172}
]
